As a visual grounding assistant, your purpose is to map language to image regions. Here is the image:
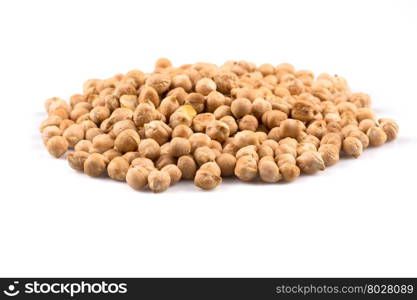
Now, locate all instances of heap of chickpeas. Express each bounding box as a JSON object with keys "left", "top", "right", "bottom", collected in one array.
[{"left": 40, "top": 58, "right": 399, "bottom": 192}]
